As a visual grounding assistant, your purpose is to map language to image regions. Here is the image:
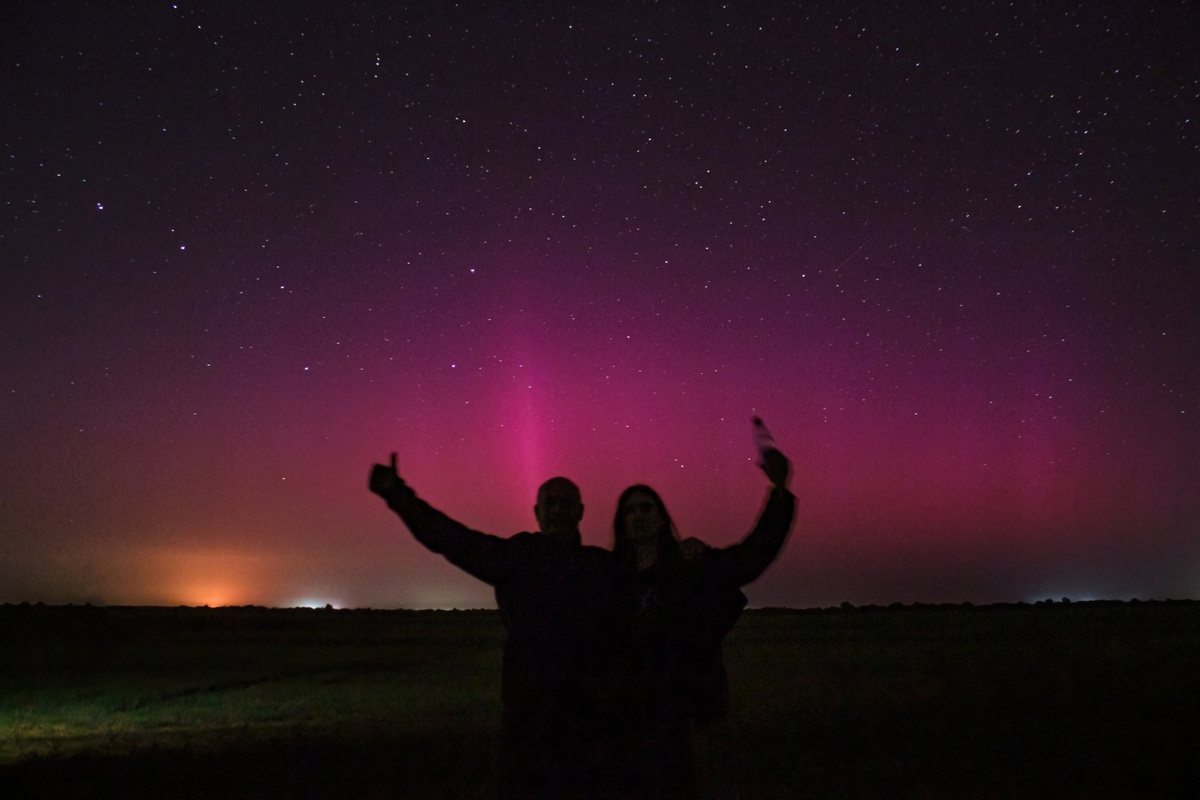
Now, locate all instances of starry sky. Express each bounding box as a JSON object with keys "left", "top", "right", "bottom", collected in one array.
[{"left": 2, "top": 1, "right": 1197, "bottom": 609}]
